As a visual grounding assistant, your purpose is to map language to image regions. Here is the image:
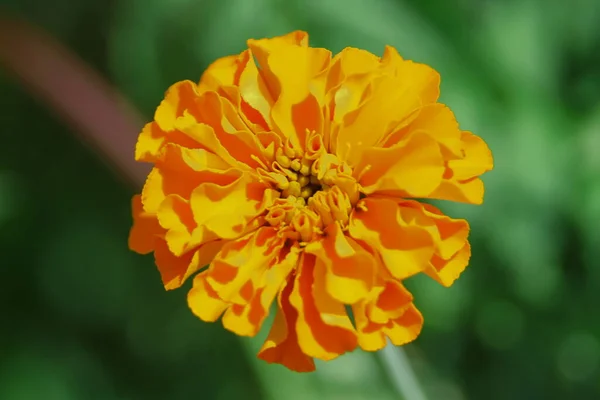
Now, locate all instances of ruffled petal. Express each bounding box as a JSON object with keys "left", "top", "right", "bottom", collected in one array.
[
  {"left": 356, "top": 132, "right": 445, "bottom": 198},
  {"left": 380, "top": 46, "right": 440, "bottom": 105},
  {"left": 335, "top": 73, "right": 424, "bottom": 165},
  {"left": 188, "top": 228, "right": 300, "bottom": 337},
  {"left": 140, "top": 143, "right": 240, "bottom": 216},
  {"left": 187, "top": 271, "right": 229, "bottom": 321},
  {"left": 189, "top": 172, "right": 278, "bottom": 239},
  {"left": 387, "top": 200, "right": 471, "bottom": 287},
  {"left": 136, "top": 81, "right": 213, "bottom": 163},
  {"left": 129, "top": 195, "right": 163, "bottom": 254},
  {"left": 305, "top": 222, "right": 376, "bottom": 304},
  {"left": 428, "top": 131, "right": 494, "bottom": 204},
  {"left": 247, "top": 40, "right": 331, "bottom": 148},
  {"left": 348, "top": 197, "right": 435, "bottom": 280},
  {"left": 198, "top": 54, "right": 244, "bottom": 92},
  {"left": 289, "top": 253, "right": 358, "bottom": 361},
  {"left": 382, "top": 104, "right": 463, "bottom": 157},
  {"left": 257, "top": 274, "right": 316, "bottom": 372},
  {"left": 221, "top": 245, "right": 300, "bottom": 336},
  {"left": 353, "top": 280, "right": 423, "bottom": 351},
  {"left": 189, "top": 91, "right": 271, "bottom": 169},
  {"left": 154, "top": 239, "right": 204, "bottom": 290}
]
